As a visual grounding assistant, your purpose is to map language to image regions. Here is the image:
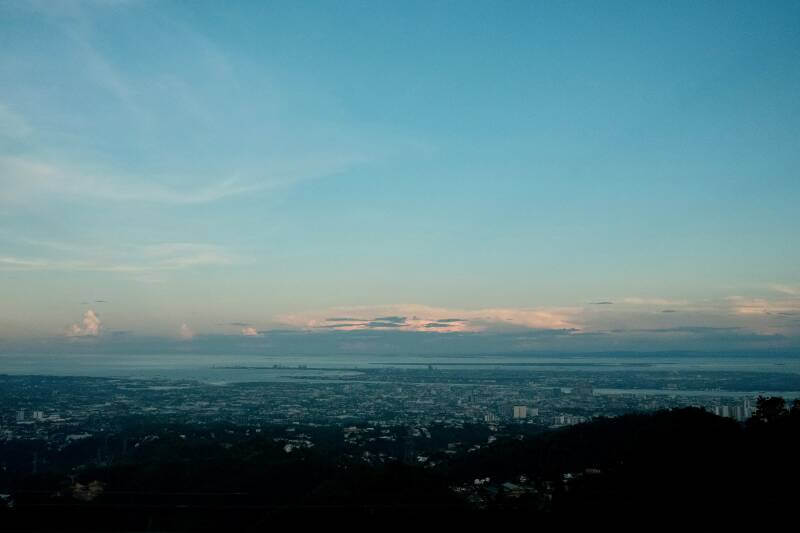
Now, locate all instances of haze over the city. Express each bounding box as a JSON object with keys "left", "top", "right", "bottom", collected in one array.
[{"left": 1, "top": 0, "right": 799, "bottom": 354}]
